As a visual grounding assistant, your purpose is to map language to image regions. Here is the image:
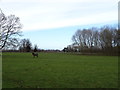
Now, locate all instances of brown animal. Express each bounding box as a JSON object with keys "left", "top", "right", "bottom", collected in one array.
[{"left": 32, "top": 52, "right": 38, "bottom": 58}]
